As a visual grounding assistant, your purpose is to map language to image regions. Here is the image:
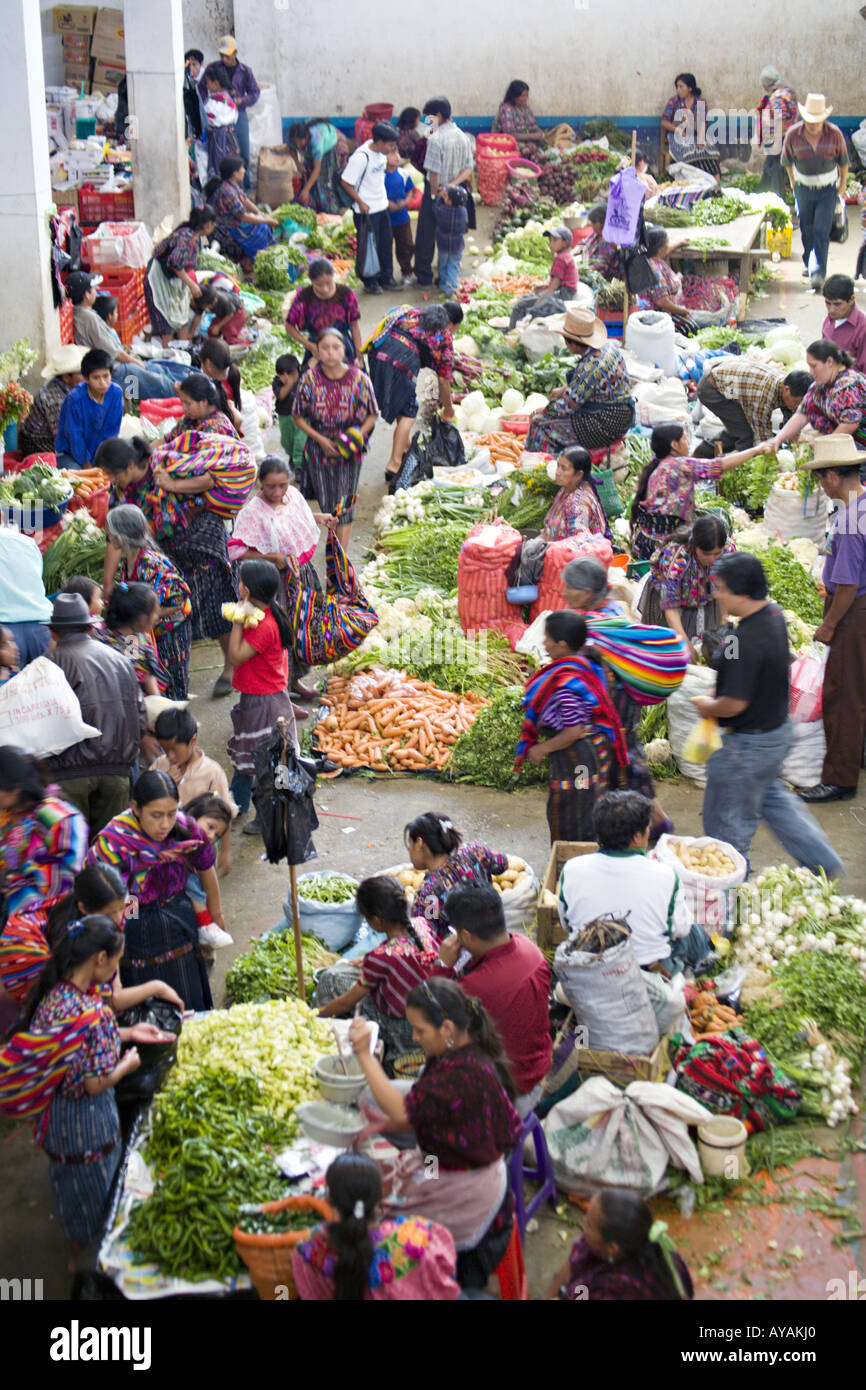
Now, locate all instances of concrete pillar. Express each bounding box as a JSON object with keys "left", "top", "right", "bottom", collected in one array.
[
  {"left": 125, "top": 0, "right": 189, "bottom": 235},
  {"left": 0, "top": 0, "right": 60, "bottom": 379}
]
